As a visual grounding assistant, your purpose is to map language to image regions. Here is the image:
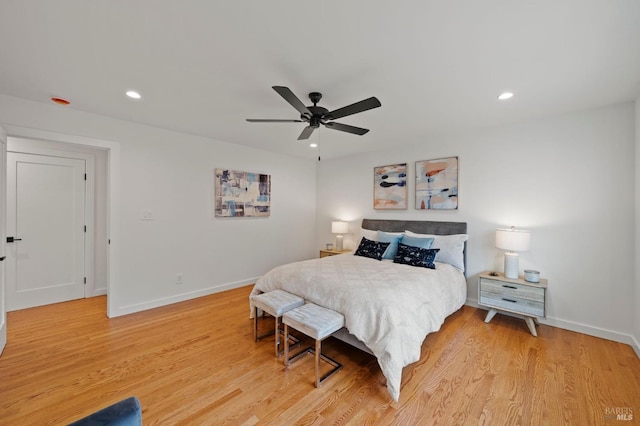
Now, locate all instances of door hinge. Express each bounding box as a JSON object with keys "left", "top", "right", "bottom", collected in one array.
[
  {"left": 84, "top": 225, "right": 87, "bottom": 232},
  {"left": 84, "top": 173, "right": 87, "bottom": 181},
  {"left": 84, "top": 277, "right": 87, "bottom": 284}
]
